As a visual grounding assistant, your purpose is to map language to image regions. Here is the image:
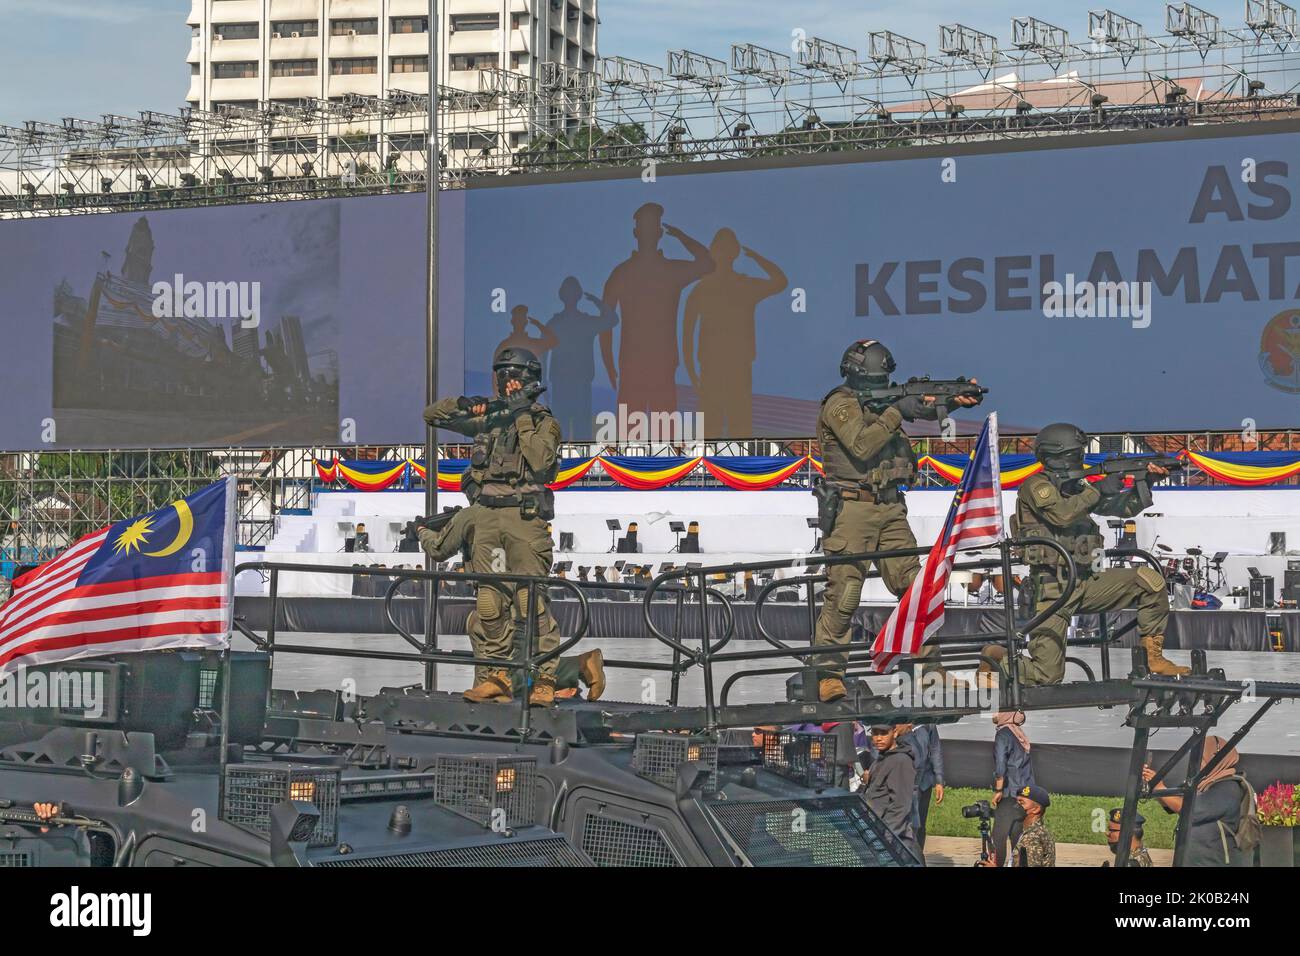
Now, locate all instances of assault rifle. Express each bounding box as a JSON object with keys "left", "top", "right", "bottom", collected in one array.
[
  {"left": 860, "top": 376, "right": 988, "bottom": 420},
  {"left": 1083, "top": 454, "right": 1184, "bottom": 481},
  {"left": 447, "top": 382, "right": 547, "bottom": 424},
  {"left": 419, "top": 506, "right": 463, "bottom": 533}
]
